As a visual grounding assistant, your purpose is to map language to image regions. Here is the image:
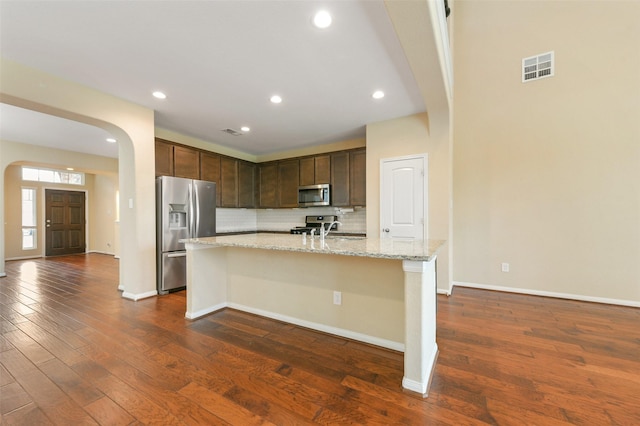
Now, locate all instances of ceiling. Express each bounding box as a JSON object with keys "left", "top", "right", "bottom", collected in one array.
[{"left": 0, "top": 1, "right": 425, "bottom": 159}]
